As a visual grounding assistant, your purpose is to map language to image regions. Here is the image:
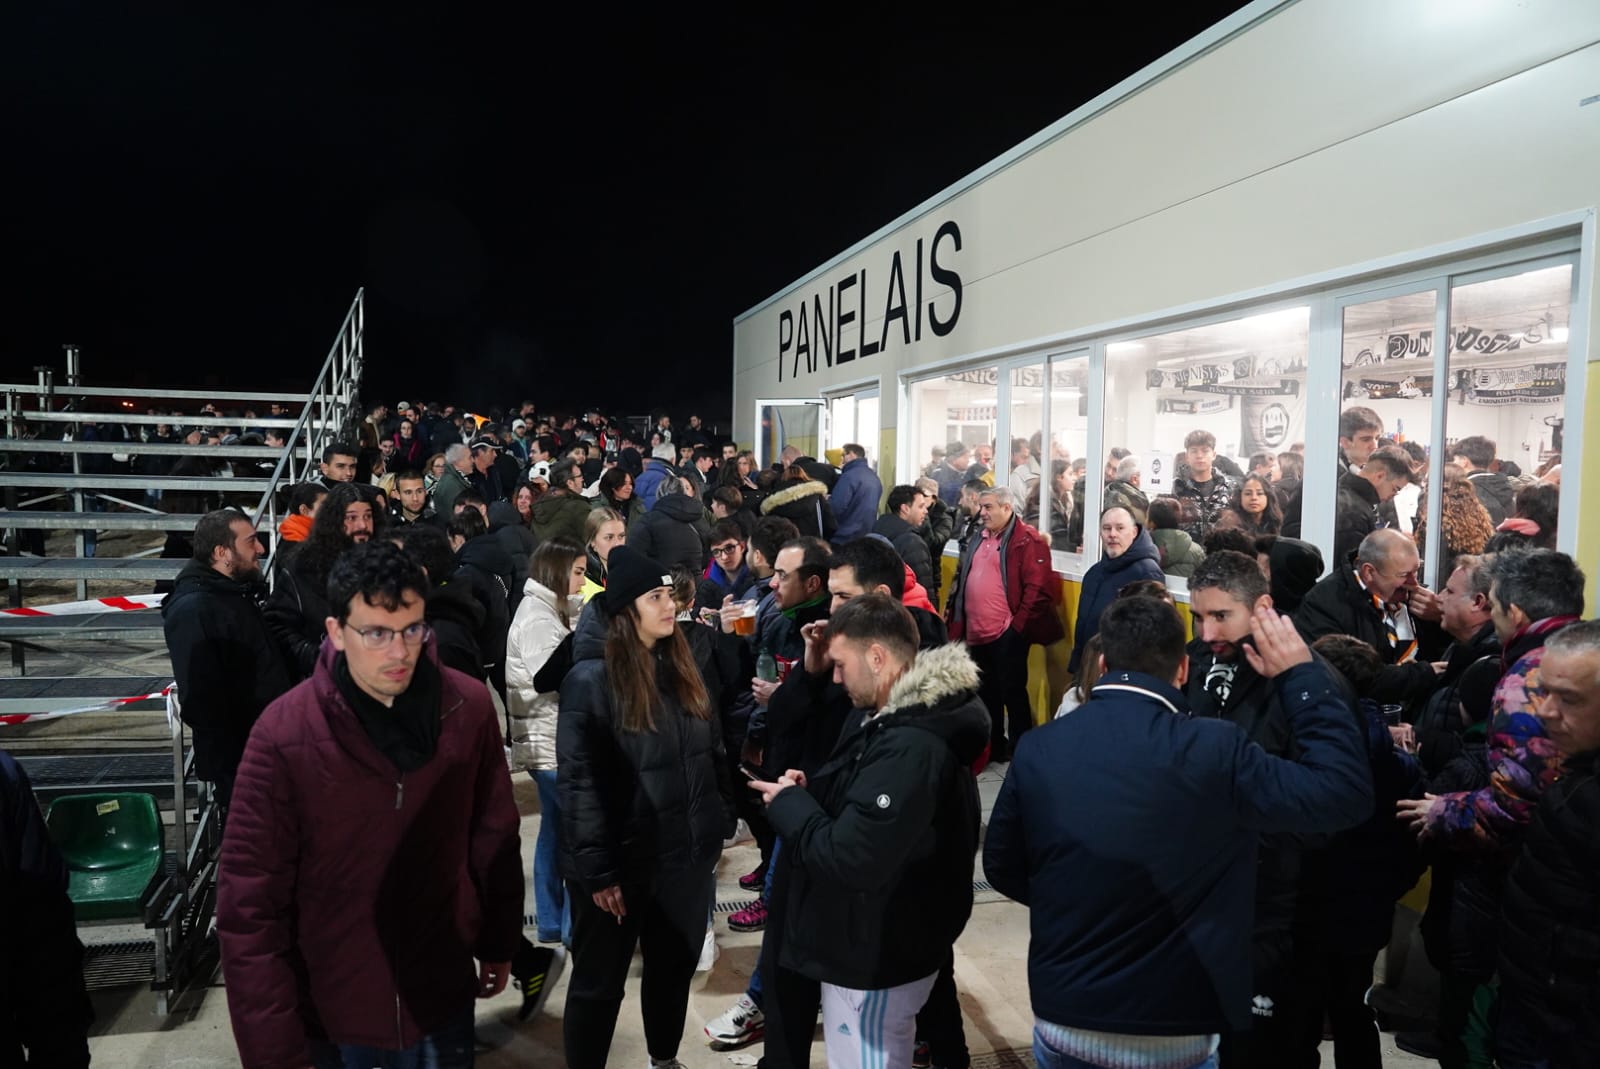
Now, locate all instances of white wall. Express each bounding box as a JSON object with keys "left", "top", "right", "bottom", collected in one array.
[{"left": 732, "top": 0, "right": 1600, "bottom": 456}]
